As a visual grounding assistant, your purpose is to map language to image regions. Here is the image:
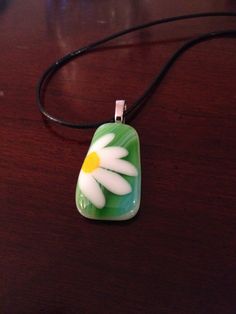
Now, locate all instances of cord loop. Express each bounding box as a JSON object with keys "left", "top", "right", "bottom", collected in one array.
[{"left": 36, "top": 12, "right": 236, "bottom": 129}]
